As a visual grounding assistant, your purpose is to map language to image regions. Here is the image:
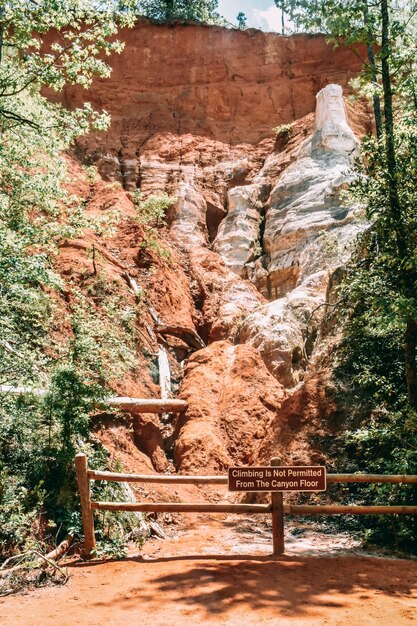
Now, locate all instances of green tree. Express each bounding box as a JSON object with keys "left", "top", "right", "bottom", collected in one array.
[
  {"left": 138, "top": 0, "right": 223, "bottom": 23},
  {"left": 0, "top": 1, "right": 145, "bottom": 566},
  {"left": 274, "top": 0, "right": 417, "bottom": 551},
  {"left": 0, "top": 0, "right": 136, "bottom": 131},
  {"left": 0, "top": 0, "right": 136, "bottom": 386},
  {"left": 236, "top": 11, "right": 247, "bottom": 29},
  {"left": 274, "top": 0, "right": 386, "bottom": 135}
]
